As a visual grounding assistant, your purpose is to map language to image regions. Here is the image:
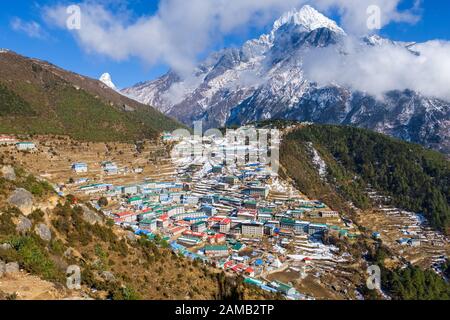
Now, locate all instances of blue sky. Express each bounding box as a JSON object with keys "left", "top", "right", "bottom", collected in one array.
[{"left": 1, "top": 0, "right": 449, "bottom": 89}]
